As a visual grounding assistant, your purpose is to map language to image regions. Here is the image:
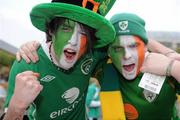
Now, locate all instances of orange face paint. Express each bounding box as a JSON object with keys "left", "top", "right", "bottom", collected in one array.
[
  {"left": 133, "top": 36, "right": 145, "bottom": 75},
  {"left": 77, "top": 34, "right": 87, "bottom": 59}
]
